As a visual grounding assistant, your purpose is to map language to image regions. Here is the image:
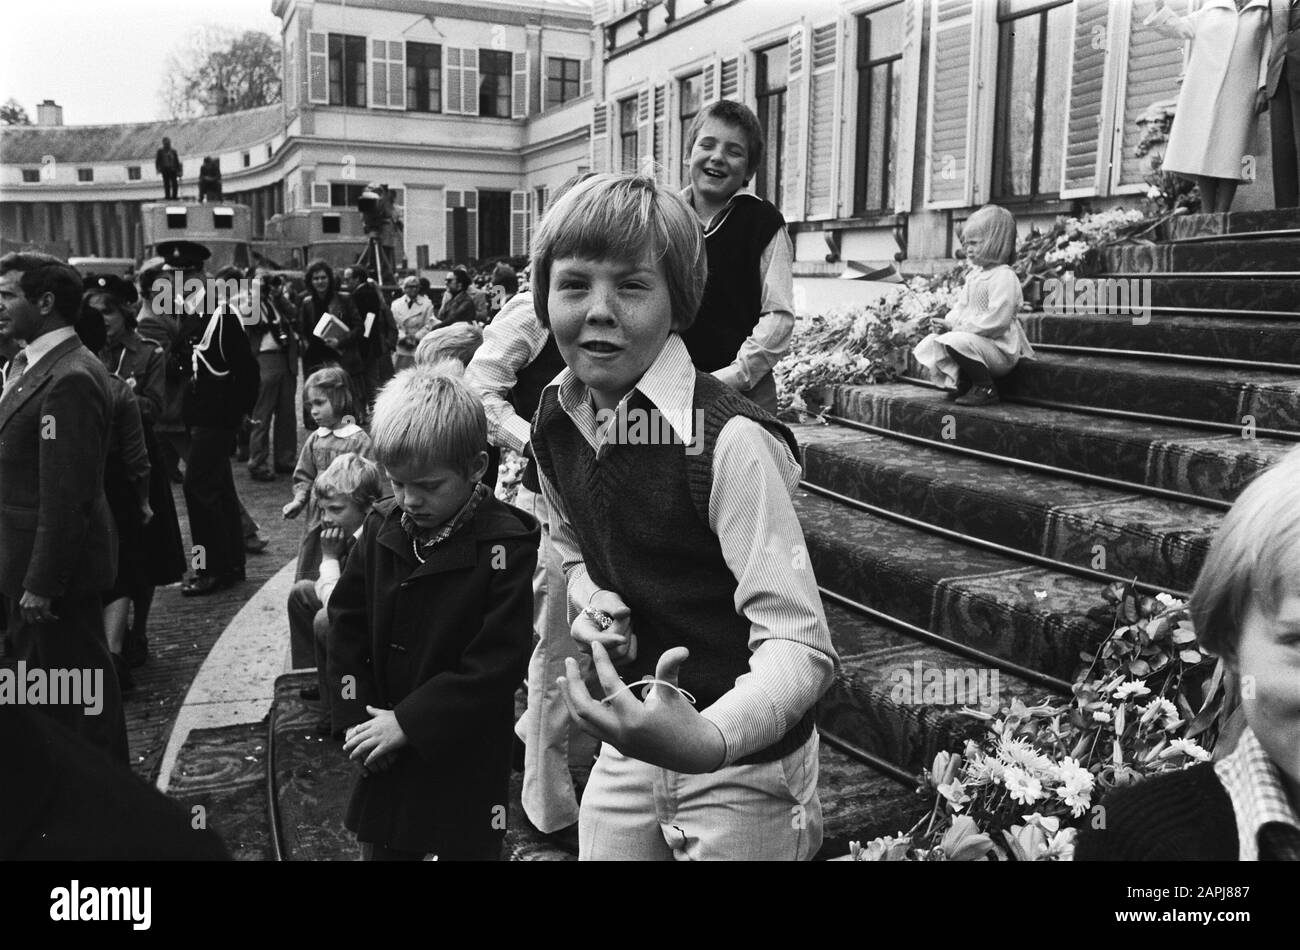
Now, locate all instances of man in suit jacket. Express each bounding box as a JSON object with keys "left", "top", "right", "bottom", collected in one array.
[
  {"left": 0, "top": 252, "right": 128, "bottom": 764},
  {"left": 1269, "top": 0, "right": 1300, "bottom": 207}
]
